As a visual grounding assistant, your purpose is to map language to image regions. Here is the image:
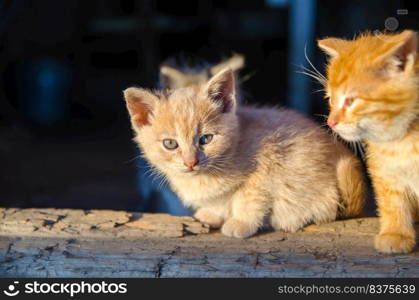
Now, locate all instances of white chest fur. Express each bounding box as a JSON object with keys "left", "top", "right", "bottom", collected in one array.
[{"left": 168, "top": 173, "right": 242, "bottom": 208}]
